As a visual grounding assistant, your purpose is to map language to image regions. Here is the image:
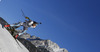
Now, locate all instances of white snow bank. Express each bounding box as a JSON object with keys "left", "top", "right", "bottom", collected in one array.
[{"left": 0, "top": 24, "right": 29, "bottom": 52}]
